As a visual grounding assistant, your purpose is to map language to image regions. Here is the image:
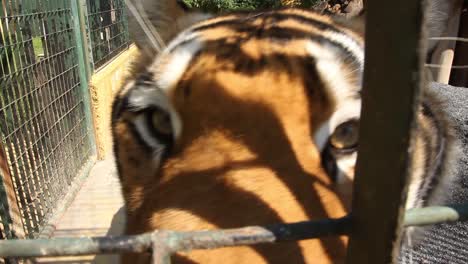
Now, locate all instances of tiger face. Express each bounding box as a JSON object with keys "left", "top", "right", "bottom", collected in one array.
[{"left": 112, "top": 2, "right": 458, "bottom": 263}]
